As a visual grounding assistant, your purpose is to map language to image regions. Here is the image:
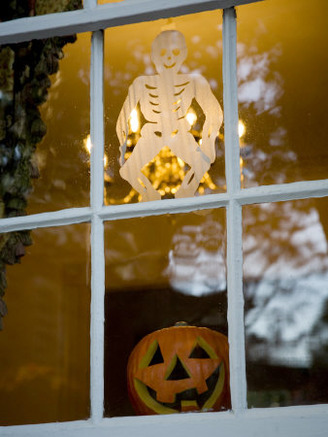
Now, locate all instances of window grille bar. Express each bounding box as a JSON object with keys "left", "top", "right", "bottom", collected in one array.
[
  {"left": 90, "top": 30, "right": 105, "bottom": 423},
  {"left": 235, "top": 178, "right": 328, "bottom": 205},
  {"left": 223, "top": 7, "right": 247, "bottom": 411},
  {"left": 0, "top": 179, "right": 327, "bottom": 233},
  {"left": 223, "top": 7, "right": 241, "bottom": 195},
  {"left": 0, "top": 207, "right": 91, "bottom": 233},
  {"left": 0, "top": 0, "right": 263, "bottom": 45}
]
